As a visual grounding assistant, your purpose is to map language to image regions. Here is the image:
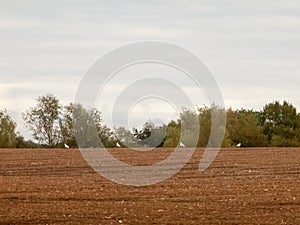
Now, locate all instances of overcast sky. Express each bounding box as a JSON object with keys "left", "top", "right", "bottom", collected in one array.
[{"left": 1, "top": 1, "right": 300, "bottom": 139}]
